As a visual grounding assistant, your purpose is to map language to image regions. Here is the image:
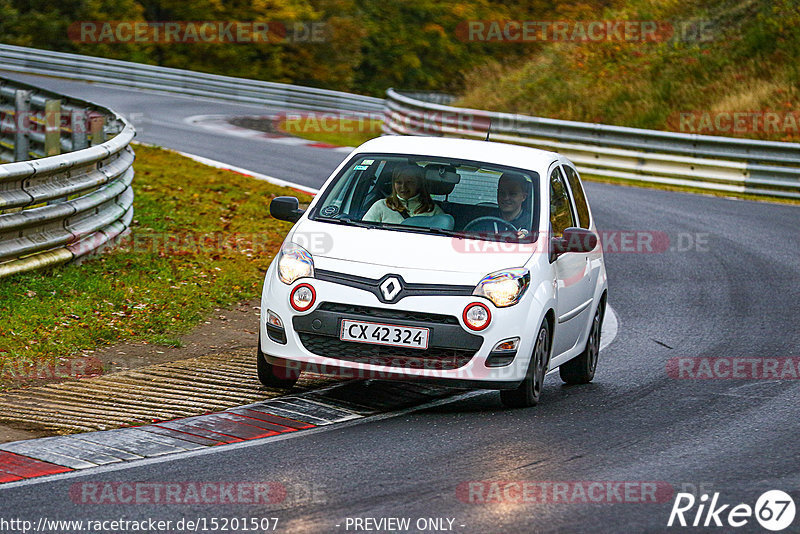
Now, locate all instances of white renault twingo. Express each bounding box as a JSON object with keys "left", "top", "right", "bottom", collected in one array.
[{"left": 260, "top": 136, "right": 607, "bottom": 407}]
